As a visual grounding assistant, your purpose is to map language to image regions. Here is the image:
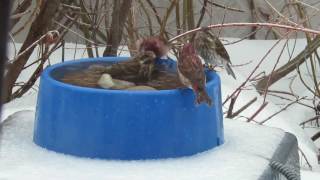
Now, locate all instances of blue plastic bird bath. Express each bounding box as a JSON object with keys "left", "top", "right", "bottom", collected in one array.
[{"left": 33, "top": 57, "right": 224, "bottom": 160}]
